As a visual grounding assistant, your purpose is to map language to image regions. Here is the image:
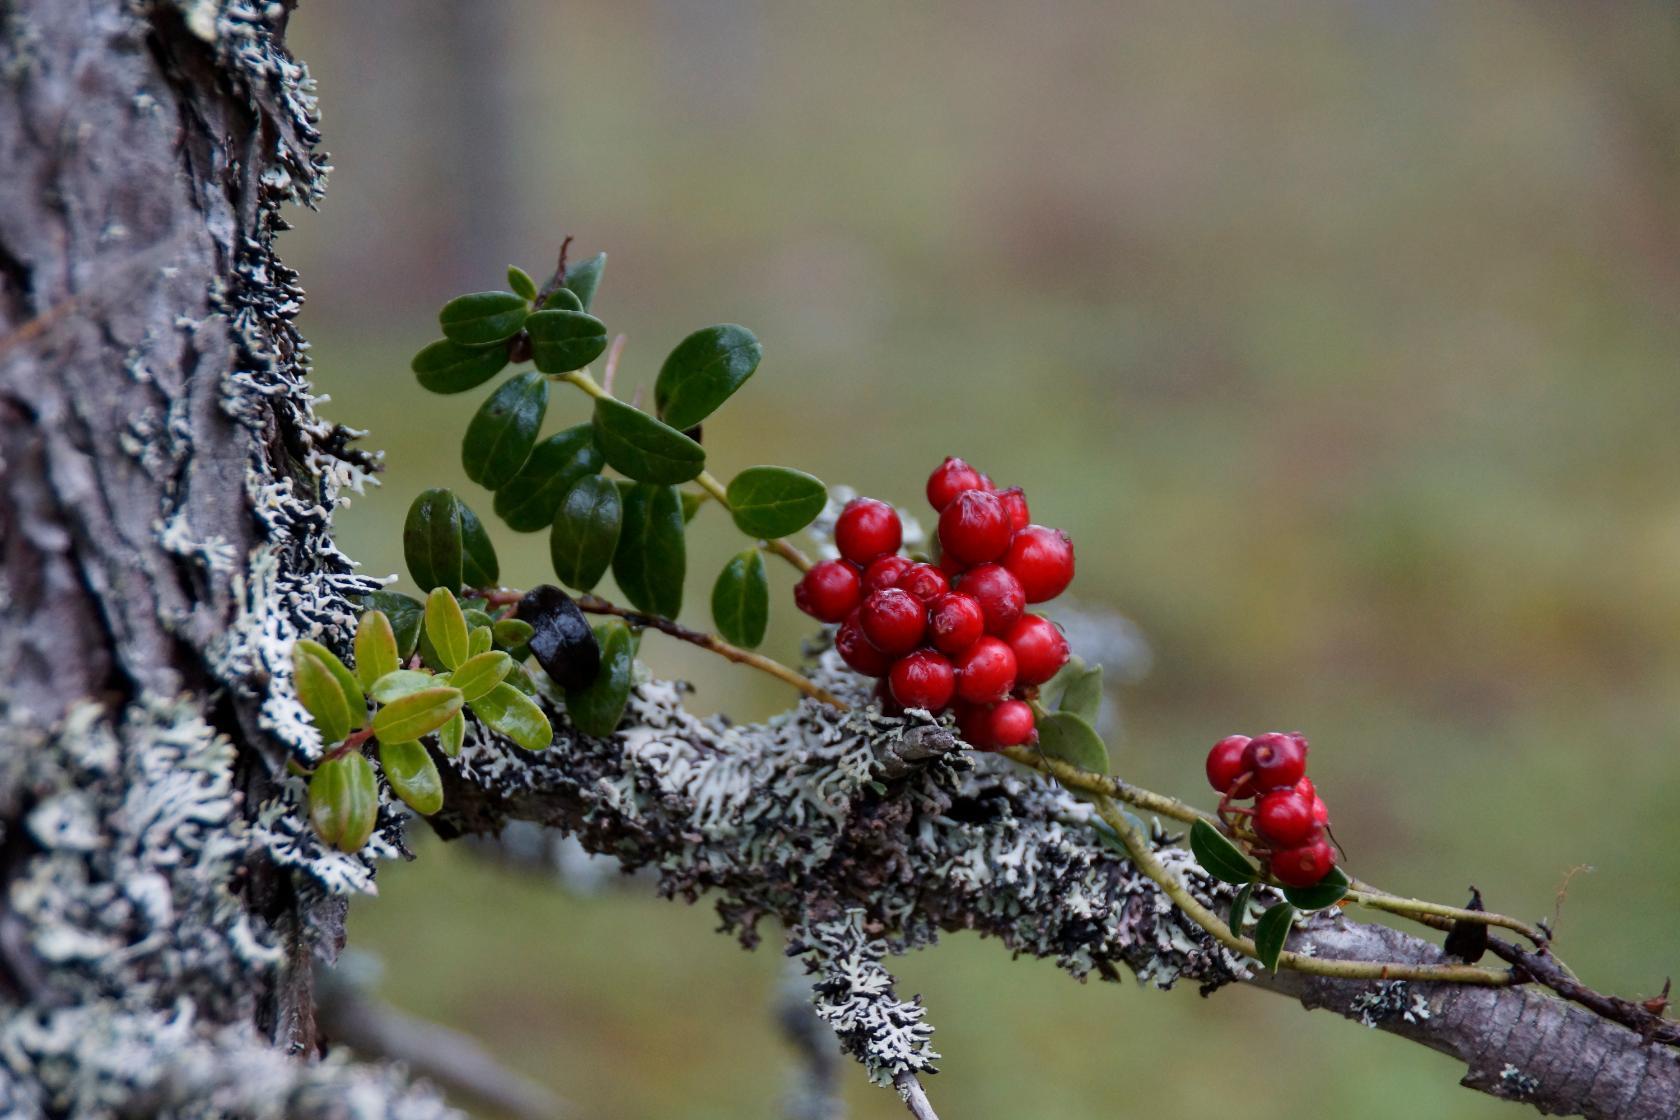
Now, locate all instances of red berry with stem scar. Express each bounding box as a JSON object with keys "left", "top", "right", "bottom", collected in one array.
[
  {"left": 938, "top": 490, "right": 1012, "bottom": 566},
  {"left": 888, "top": 649, "right": 955, "bottom": 711},
  {"left": 834, "top": 497, "right": 903, "bottom": 565},
  {"left": 1245, "top": 732, "right": 1307, "bottom": 791},
  {"left": 859, "top": 588, "right": 926, "bottom": 655}
]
